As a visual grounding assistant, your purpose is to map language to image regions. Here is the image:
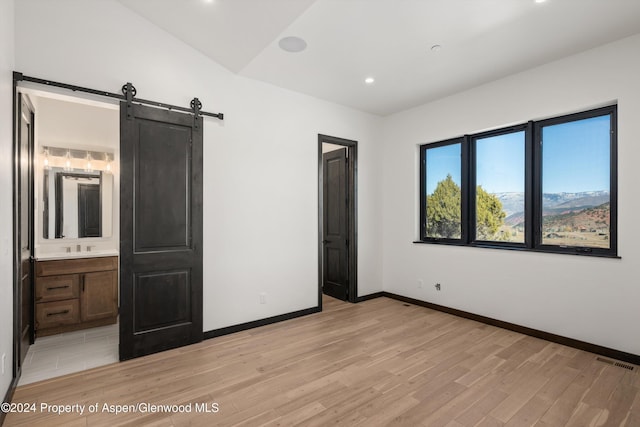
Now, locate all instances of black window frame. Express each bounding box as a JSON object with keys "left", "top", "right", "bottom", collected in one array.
[
  {"left": 469, "top": 123, "right": 532, "bottom": 249},
  {"left": 417, "top": 105, "right": 618, "bottom": 258},
  {"left": 533, "top": 105, "right": 617, "bottom": 257},
  {"left": 419, "top": 137, "right": 467, "bottom": 244}
]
